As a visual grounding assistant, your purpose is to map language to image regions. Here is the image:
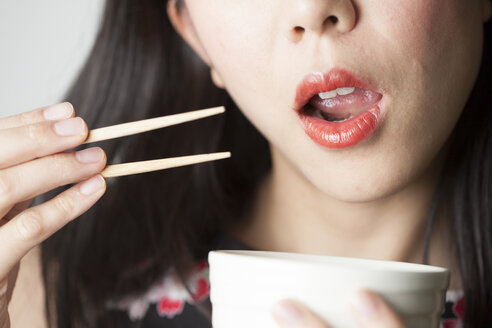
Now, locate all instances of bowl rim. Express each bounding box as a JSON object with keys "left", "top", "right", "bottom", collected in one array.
[{"left": 208, "top": 250, "right": 450, "bottom": 274}]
